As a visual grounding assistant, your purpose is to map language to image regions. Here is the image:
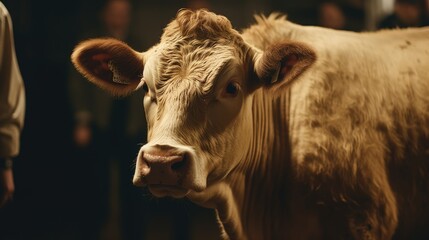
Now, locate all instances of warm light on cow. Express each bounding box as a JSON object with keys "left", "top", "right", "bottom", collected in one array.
[{"left": 71, "top": 9, "right": 429, "bottom": 240}]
